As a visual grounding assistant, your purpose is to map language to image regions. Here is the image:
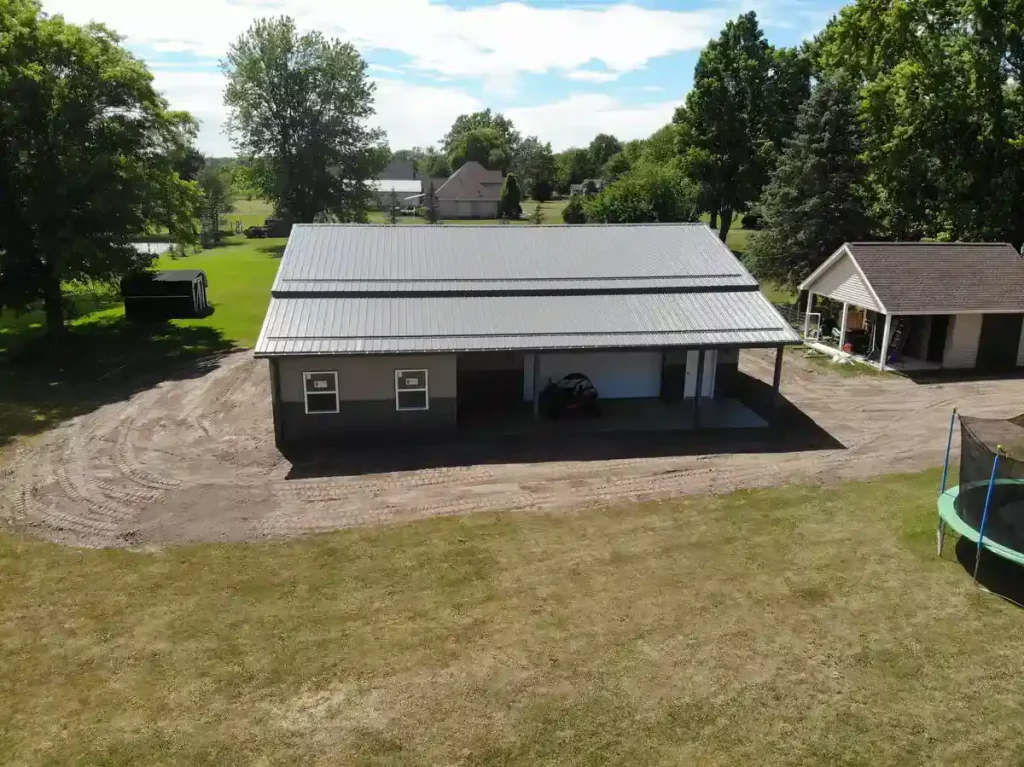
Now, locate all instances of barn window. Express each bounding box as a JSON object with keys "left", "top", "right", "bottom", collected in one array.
[
  {"left": 395, "top": 369, "right": 429, "bottom": 411},
  {"left": 303, "top": 371, "right": 339, "bottom": 414}
]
